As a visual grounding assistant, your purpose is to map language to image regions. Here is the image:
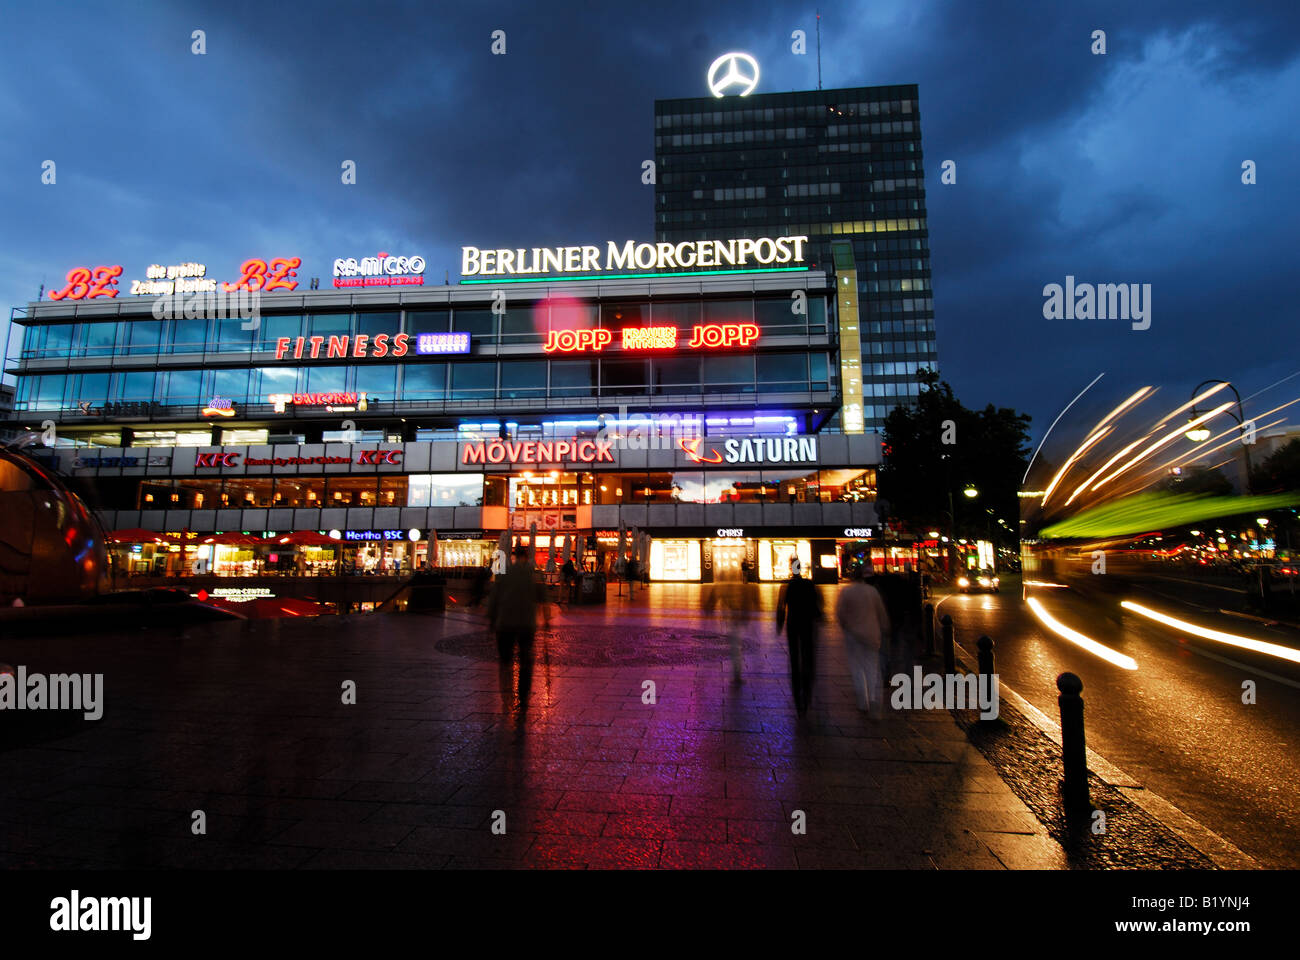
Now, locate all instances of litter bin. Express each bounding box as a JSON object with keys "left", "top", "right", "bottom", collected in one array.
[
  {"left": 408, "top": 573, "right": 446, "bottom": 612},
  {"left": 579, "top": 572, "right": 607, "bottom": 605}
]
